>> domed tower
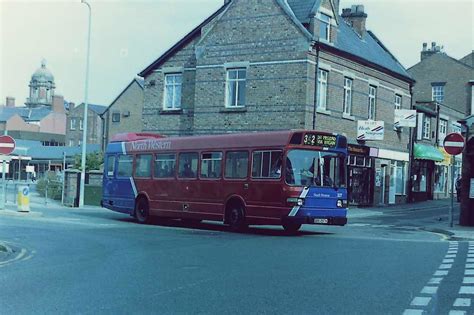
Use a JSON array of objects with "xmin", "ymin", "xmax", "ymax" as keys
[{"xmin": 26, "ymin": 59, "xmax": 56, "ymax": 108}]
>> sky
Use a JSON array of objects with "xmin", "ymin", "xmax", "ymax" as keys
[{"xmin": 0, "ymin": 0, "xmax": 473, "ymax": 107}]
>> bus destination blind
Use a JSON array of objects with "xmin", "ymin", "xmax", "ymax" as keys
[{"xmin": 303, "ymin": 133, "xmax": 337, "ymax": 148}]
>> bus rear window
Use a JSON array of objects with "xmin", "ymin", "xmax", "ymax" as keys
[
  {"xmin": 225, "ymin": 151, "xmax": 248, "ymax": 179},
  {"xmin": 118, "ymin": 155, "xmax": 133, "ymax": 177},
  {"xmin": 106, "ymin": 155, "xmax": 115, "ymax": 177},
  {"xmin": 154, "ymin": 153, "xmax": 176, "ymax": 178}
]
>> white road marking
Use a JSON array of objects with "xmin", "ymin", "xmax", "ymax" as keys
[
  {"xmin": 434, "ymin": 270, "xmax": 448, "ymax": 276},
  {"xmin": 439, "ymin": 264, "xmax": 452, "ymax": 269},
  {"xmin": 446, "ymin": 254, "xmax": 457, "ymax": 258},
  {"xmin": 453, "ymin": 298, "xmax": 471, "ymax": 307},
  {"xmin": 410, "ymin": 297, "xmax": 431, "ymax": 306},
  {"xmin": 429, "ymin": 277, "xmax": 443, "ymax": 284},
  {"xmin": 466, "ymin": 264, "xmax": 474, "ymax": 269},
  {"xmin": 402, "ymin": 310, "xmax": 424, "ymax": 315},
  {"xmin": 448, "ymin": 250, "xmax": 458, "ymax": 254},
  {"xmin": 448, "ymin": 311, "xmax": 466, "ymax": 315},
  {"xmin": 348, "ymin": 223, "xmax": 371, "ymax": 227},
  {"xmin": 465, "ymin": 270, "xmax": 474, "ymax": 275},
  {"xmin": 467, "ymin": 254, "xmax": 474, "ymax": 258},
  {"xmin": 459, "ymin": 286, "xmax": 474, "ymax": 294},
  {"xmin": 463, "ymin": 277, "xmax": 474, "ymax": 284},
  {"xmin": 467, "ymin": 258, "xmax": 474, "ymax": 263},
  {"xmin": 443, "ymin": 259, "xmax": 455, "ymax": 263},
  {"xmin": 421, "ymin": 286, "xmax": 438, "ymax": 294}
]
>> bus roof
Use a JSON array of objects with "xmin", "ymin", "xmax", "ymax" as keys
[{"xmin": 106, "ymin": 130, "xmax": 343, "ymax": 154}]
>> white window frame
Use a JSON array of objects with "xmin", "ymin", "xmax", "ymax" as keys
[
  {"xmin": 432, "ymin": 85, "xmax": 444, "ymax": 103},
  {"xmin": 439, "ymin": 118, "xmax": 448, "ymax": 144},
  {"xmin": 69, "ymin": 140, "xmax": 74, "ymax": 147},
  {"xmin": 163, "ymin": 73, "xmax": 182, "ymax": 110},
  {"xmin": 225, "ymin": 68, "xmax": 246, "ymax": 108},
  {"xmin": 70, "ymin": 118, "xmax": 76, "ymax": 130},
  {"xmin": 422, "ymin": 114, "xmax": 431, "ymax": 139},
  {"xmin": 79, "ymin": 118, "xmax": 83, "ymax": 131},
  {"xmin": 319, "ymin": 13, "xmax": 331, "ymax": 42},
  {"xmin": 343, "ymin": 77, "xmax": 353, "ymax": 115},
  {"xmin": 368, "ymin": 85, "xmax": 377, "ymax": 120},
  {"xmin": 317, "ymin": 69, "xmax": 328, "ymax": 110},
  {"xmin": 394, "ymin": 94, "xmax": 402, "ymax": 110}
]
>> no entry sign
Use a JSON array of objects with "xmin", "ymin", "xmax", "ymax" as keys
[
  {"xmin": 443, "ymin": 133, "xmax": 465, "ymax": 156},
  {"xmin": 0, "ymin": 135, "xmax": 15, "ymax": 155}
]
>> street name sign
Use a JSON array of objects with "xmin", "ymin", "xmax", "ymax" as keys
[
  {"xmin": 0, "ymin": 135, "xmax": 15, "ymax": 155},
  {"xmin": 443, "ymin": 133, "xmax": 465, "ymax": 156}
]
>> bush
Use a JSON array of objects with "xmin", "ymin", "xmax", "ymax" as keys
[{"xmin": 36, "ymin": 172, "xmax": 62, "ymax": 200}]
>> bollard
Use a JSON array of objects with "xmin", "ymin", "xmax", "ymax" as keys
[{"xmin": 17, "ymin": 185, "xmax": 30, "ymax": 212}]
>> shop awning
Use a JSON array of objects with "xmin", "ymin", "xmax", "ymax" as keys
[
  {"xmin": 437, "ymin": 147, "xmax": 452, "ymax": 166},
  {"xmin": 414, "ymin": 143, "xmax": 444, "ymax": 162}
]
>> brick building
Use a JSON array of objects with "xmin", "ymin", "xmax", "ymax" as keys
[
  {"xmin": 138, "ymin": 0, "xmax": 414, "ymax": 206},
  {"xmin": 407, "ymin": 44, "xmax": 473, "ymax": 201},
  {"xmin": 66, "ymin": 103, "xmax": 107, "ymax": 147},
  {"xmin": 102, "ymin": 78, "xmax": 144, "ymax": 150}
]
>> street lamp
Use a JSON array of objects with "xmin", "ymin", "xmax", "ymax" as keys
[{"xmin": 79, "ymin": 0, "xmax": 91, "ymax": 208}]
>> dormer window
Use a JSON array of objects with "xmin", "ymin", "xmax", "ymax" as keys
[{"xmin": 319, "ymin": 13, "xmax": 331, "ymax": 42}]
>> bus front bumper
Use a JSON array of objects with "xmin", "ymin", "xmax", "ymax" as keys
[{"xmin": 284, "ymin": 208, "xmax": 348, "ymax": 226}]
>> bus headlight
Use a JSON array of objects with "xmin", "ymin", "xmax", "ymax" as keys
[
  {"xmin": 337, "ymin": 200, "xmax": 348, "ymax": 208},
  {"xmin": 286, "ymin": 198, "xmax": 304, "ymax": 206},
  {"xmin": 297, "ymin": 198, "xmax": 304, "ymax": 206},
  {"xmin": 337, "ymin": 200, "xmax": 343, "ymax": 208}
]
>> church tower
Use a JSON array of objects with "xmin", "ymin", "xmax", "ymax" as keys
[{"xmin": 26, "ymin": 59, "xmax": 56, "ymax": 108}]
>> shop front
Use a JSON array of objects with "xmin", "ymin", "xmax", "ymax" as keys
[
  {"xmin": 347, "ymin": 144, "xmax": 374, "ymax": 206},
  {"xmin": 412, "ymin": 143, "xmax": 444, "ymax": 202},
  {"xmin": 373, "ymin": 149, "xmax": 409, "ymax": 205}
]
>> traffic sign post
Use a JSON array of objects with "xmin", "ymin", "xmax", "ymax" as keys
[
  {"xmin": 443, "ymin": 133, "xmax": 465, "ymax": 228},
  {"xmin": 0, "ymin": 135, "xmax": 15, "ymax": 210}
]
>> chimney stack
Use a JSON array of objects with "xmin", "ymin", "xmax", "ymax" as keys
[
  {"xmin": 6, "ymin": 97, "xmax": 15, "ymax": 107},
  {"xmin": 421, "ymin": 41, "xmax": 443, "ymax": 61},
  {"xmin": 52, "ymin": 95, "xmax": 65, "ymax": 114},
  {"xmin": 341, "ymin": 5, "xmax": 367, "ymax": 37}
]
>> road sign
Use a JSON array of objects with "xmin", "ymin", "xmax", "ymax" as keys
[
  {"xmin": 0, "ymin": 135, "xmax": 15, "ymax": 155},
  {"xmin": 443, "ymin": 133, "xmax": 465, "ymax": 156}
]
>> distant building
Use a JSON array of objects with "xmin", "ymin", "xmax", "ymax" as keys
[
  {"xmin": 407, "ymin": 43, "xmax": 473, "ymax": 201},
  {"xmin": 139, "ymin": 0, "xmax": 414, "ymax": 206},
  {"xmin": 65, "ymin": 103, "xmax": 107, "ymax": 147},
  {"xmin": 102, "ymin": 78, "xmax": 144, "ymax": 150}
]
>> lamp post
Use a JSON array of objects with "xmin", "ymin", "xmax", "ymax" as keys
[{"xmin": 79, "ymin": 0, "xmax": 91, "ymax": 208}]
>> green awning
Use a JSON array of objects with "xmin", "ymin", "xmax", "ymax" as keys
[{"xmin": 414, "ymin": 143, "xmax": 444, "ymax": 162}]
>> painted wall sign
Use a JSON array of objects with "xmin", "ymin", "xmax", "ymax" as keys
[
  {"xmin": 394, "ymin": 109, "xmax": 417, "ymax": 127},
  {"xmin": 357, "ymin": 121, "xmax": 384, "ymax": 141}
]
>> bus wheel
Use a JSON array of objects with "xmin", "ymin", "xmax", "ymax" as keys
[
  {"xmin": 282, "ymin": 222, "xmax": 301, "ymax": 234},
  {"xmin": 135, "ymin": 197, "xmax": 150, "ymax": 224},
  {"xmin": 228, "ymin": 205, "xmax": 247, "ymax": 232}
]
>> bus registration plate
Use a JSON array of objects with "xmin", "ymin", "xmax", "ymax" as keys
[{"xmin": 314, "ymin": 218, "xmax": 328, "ymax": 224}]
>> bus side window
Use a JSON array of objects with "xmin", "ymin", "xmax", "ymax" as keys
[
  {"xmin": 200, "ymin": 152, "xmax": 222, "ymax": 179},
  {"xmin": 106, "ymin": 155, "xmax": 115, "ymax": 177},
  {"xmin": 117, "ymin": 155, "xmax": 133, "ymax": 177},
  {"xmin": 178, "ymin": 152, "xmax": 198, "ymax": 179},
  {"xmin": 252, "ymin": 150, "xmax": 282, "ymax": 179},
  {"xmin": 154, "ymin": 153, "xmax": 176, "ymax": 178},
  {"xmin": 135, "ymin": 154, "xmax": 152, "ymax": 178},
  {"xmin": 225, "ymin": 151, "xmax": 249, "ymax": 179}
]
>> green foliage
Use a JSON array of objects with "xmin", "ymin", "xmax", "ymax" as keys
[
  {"xmin": 74, "ymin": 152, "xmax": 104, "ymax": 171},
  {"xmin": 36, "ymin": 172, "xmax": 62, "ymax": 200}
]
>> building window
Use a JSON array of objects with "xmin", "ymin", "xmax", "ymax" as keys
[
  {"xmin": 163, "ymin": 73, "xmax": 182, "ymax": 110},
  {"xmin": 394, "ymin": 94, "xmax": 402, "ymax": 110},
  {"xmin": 451, "ymin": 122, "xmax": 461, "ymax": 134},
  {"xmin": 368, "ymin": 85, "xmax": 377, "ymax": 120},
  {"xmin": 343, "ymin": 78, "xmax": 353, "ymax": 115},
  {"xmin": 317, "ymin": 69, "xmax": 328, "ymax": 110},
  {"xmin": 319, "ymin": 13, "xmax": 331, "ymax": 41},
  {"xmin": 432, "ymin": 85, "xmax": 444, "ymax": 103},
  {"xmin": 79, "ymin": 118, "xmax": 83, "ymax": 130},
  {"xmin": 392, "ymin": 161, "xmax": 407, "ymax": 195},
  {"xmin": 439, "ymin": 119, "xmax": 448, "ymax": 144},
  {"xmin": 112, "ymin": 112, "xmax": 121, "ymax": 123},
  {"xmin": 70, "ymin": 118, "xmax": 76, "ymax": 130},
  {"xmin": 422, "ymin": 114, "xmax": 431, "ymax": 139},
  {"xmin": 69, "ymin": 140, "xmax": 74, "ymax": 147},
  {"xmin": 225, "ymin": 68, "xmax": 246, "ymax": 107}
]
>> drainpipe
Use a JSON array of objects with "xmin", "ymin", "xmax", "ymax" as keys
[
  {"xmin": 407, "ymin": 82, "xmax": 415, "ymax": 203},
  {"xmin": 312, "ymin": 41, "xmax": 320, "ymax": 130}
]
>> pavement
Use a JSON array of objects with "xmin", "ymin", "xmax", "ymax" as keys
[{"xmin": 0, "ymin": 191, "xmax": 472, "ymax": 240}]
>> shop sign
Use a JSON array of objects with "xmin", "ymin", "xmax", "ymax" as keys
[
  {"xmin": 357, "ymin": 120, "xmax": 384, "ymax": 141},
  {"xmin": 348, "ymin": 144, "xmax": 370, "ymax": 156},
  {"xmin": 394, "ymin": 109, "xmax": 416, "ymax": 127}
]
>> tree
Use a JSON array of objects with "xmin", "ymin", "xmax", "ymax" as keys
[{"xmin": 74, "ymin": 152, "xmax": 103, "ymax": 171}]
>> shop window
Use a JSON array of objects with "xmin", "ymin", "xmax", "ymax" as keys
[
  {"xmin": 434, "ymin": 165, "xmax": 448, "ymax": 193},
  {"xmin": 392, "ymin": 161, "xmax": 407, "ymax": 195}
]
